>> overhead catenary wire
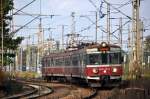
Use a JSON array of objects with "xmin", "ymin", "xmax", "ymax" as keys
[
  {"xmin": 13, "ymin": 7, "xmax": 37, "ymax": 17},
  {"xmin": 76, "ymin": 0, "xmax": 131, "ymax": 42},
  {"xmin": 13, "ymin": 0, "xmax": 37, "ymax": 15},
  {"xmin": 109, "ymin": 0, "xmax": 132, "ymax": 14},
  {"xmin": 97, "ymin": 0, "xmax": 132, "ymax": 14},
  {"xmin": 88, "ymin": 0, "xmax": 99, "ymax": 10},
  {"xmin": 82, "ymin": 0, "xmax": 132, "ymax": 32},
  {"xmin": 10, "ymin": 15, "xmax": 40, "ymax": 36},
  {"xmin": 13, "ymin": 8, "xmax": 58, "ymax": 18},
  {"xmin": 111, "ymin": 20, "xmax": 131, "ymax": 34},
  {"xmin": 103, "ymin": 0, "xmax": 132, "ymax": 20},
  {"xmin": 111, "ymin": 0, "xmax": 132, "ymax": 9},
  {"xmin": 78, "ymin": 16, "xmax": 131, "ymax": 40},
  {"xmin": 13, "ymin": 0, "xmax": 137, "ymax": 48}
]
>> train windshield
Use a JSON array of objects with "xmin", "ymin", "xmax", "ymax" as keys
[
  {"xmin": 88, "ymin": 54, "xmax": 102, "ymax": 65},
  {"xmin": 87, "ymin": 52, "xmax": 121, "ymax": 65},
  {"xmin": 109, "ymin": 52, "xmax": 121, "ymax": 64}
]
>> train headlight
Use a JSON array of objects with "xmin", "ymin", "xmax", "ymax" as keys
[
  {"xmin": 103, "ymin": 70, "xmax": 107, "ymax": 73},
  {"xmin": 102, "ymin": 42, "xmax": 107, "ymax": 47},
  {"xmin": 92, "ymin": 68, "xmax": 99, "ymax": 74},
  {"xmin": 112, "ymin": 68, "xmax": 117, "ymax": 72}
]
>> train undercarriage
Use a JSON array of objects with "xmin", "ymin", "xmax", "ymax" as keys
[
  {"xmin": 87, "ymin": 75, "xmax": 122, "ymax": 87},
  {"xmin": 43, "ymin": 74, "xmax": 122, "ymax": 87}
]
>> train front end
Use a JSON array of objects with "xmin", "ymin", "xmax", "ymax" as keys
[{"xmin": 85, "ymin": 42, "xmax": 123, "ymax": 87}]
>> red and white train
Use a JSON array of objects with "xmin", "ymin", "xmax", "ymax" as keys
[{"xmin": 42, "ymin": 42, "xmax": 123, "ymax": 87}]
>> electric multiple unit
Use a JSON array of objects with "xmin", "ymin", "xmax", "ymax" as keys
[{"xmin": 42, "ymin": 42, "xmax": 123, "ymax": 87}]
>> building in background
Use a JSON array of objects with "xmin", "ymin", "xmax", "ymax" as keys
[{"xmin": 16, "ymin": 38, "xmax": 59, "ymax": 73}]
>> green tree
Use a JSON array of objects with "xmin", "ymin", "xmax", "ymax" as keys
[{"xmin": 0, "ymin": 0, "xmax": 24, "ymax": 66}]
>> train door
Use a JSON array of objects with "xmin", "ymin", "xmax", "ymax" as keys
[
  {"xmin": 79, "ymin": 53, "xmax": 83, "ymax": 77},
  {"xmin": 82, "ymin": 53, "xmax": 87, "ymax": 78},
  {"xmin": 62, "ymin": 56, "xmax": 65, "ymax": 76}
]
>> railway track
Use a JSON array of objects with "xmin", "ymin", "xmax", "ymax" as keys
[
  {"xmin": 21, "ymin": 84, "xmax": 52, "ymax": 99},
  {"xmin": 2, "ymin": 78, "xmax": 149, "ymax": 99},
  {"xmin": 1, "ymin": 81, "xmax": 52, "ymax": 99},
  {"xmin": 0, "ymin": 79, "xmax": 97, "ymax": 99},
  {"xmin": 38, "ymin": 82, "xmax": 97, "ymax": 99},
  {"xmin": 1, "ymin": 79, "xmax": 119, "ymax": 99},
  {"xmin": 19, "ymin": 79, "xmax": 98, "ymax": 99}
]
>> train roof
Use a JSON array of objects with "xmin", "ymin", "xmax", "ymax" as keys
[
  {"xmin": 43, "ymin": 42, "xmax": 122, "ymax": 58},
  {"xmin": 86, "ymin": 43, "xmax": 121, "ymax": 49}
]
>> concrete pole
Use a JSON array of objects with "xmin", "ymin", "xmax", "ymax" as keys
[
  {"xmin": 26, "ymin": 38, "xmax": 29, "ymax": 71},
  {"xmin": 61, "ymin": 25, "xmax": 67, "ymax": 49},
  {"xmin": 132, "ymin": 0, "xmax": 141, "ymax": 77},
  {"xmin": 119, "ymin": 17, "xmax": 122, "ymax": 47},
  {"xmin": 107, "ymin": 3, "xmax": 110, "ymax": 43},
  {"xmin": 140, "ymin": 22, "xmax": 144, "ymax": 73},
  {"xmin": 71, "ymin": 12, "xmax": 76, "ymax": 47},
  {"xmin": 62, "ymin": 25, "xmax": 64, "ymax": 49},
  {"xmin": 128, "ymin": 25, "xmax": 134, "ymax": 74},
  {"xmin": 136, "ymin": 0, "xmax": 140, "ymax": 67},
  {"xmin": 95, "ymin": 12, "xmax": 98, "ymax": 43}
]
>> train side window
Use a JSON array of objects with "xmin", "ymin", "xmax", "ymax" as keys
[
  {"xmin": 46, "ymin": 58, "xmax": 47, "ymax": 67},
  {"xmin": 88, "ymin": 54, "xmax": 101, "ymax": 65},
  {"xmin": 79, "ymin": 54, "xmax": 82, "ymax": 66},
  {"xmin": 53, "ymin": 58, "xmax": 56, "ymax": 66},
  {"xmin": 43, "ymin": 59, "xmax": 45, "ymax": 67},
  {"xmin": 65, "ymin": 57, "xmax": 67, "ymax": 66},
  {"xmin": 51, "ymin": 58, "xmax": 53, "ymax": 66},
  {"xmin": 72, "ymin": 55, "xmax": 78, "ymax": 66},
  {"xmin": 49, "ymin": 58, "xmax": 51, "ymax": 66},
  {"xmin": 84, "ymin": 54, "xmax": 87, "ymax": 65},
  {"xmin": 47, "ymin": 58, "xmax": 49, "ymax": 67},
  {"xmin": 65, "ymin": 57, "xmax": 70, "ymax": 66},
  {"xmin": 62, "ymin": 57, "xmax": 64, "ymax": 66},
  {"xmin": 55, "ymin": 58, "xmax": 59, "ymax": 66},
  {"xmin": 59, "ymin": 57, "xmax": 63, "ymax": 66},
  {"xmin": 109, "ymin": 52, "xmax": 121, "ymax": 64}
]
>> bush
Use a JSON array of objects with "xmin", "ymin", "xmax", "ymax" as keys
[
  {"xmin": 3, "ymin": 80, "xmax": 23, "ymax": 95},
  {"xmin": 14, "ymin": 71, "xmax": 40, "ymax": 79},
  {"xmin": 0, "ymin": 70, "xmax": 23, "ymax": 95},
  {"xmin": 0, "ymin": 69, "xmax": 6, "ymax": 88}
]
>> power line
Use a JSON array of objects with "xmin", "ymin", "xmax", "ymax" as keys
[
  {"xmin": 117, "ymin": 0, "xmax": 132, "ymax": 9},
  {"xmin": 111, "ymin": 0, "xmax": 132, "ymax": 8},
  {"xmin": 13, "ymin": 0, "xmax": 37, "ymax": 15},
  {"xmin": 111, "ymin": 20, "xmax": 131, "ymax": 34},
  {"xmin": 13, "ymin": 7, "xmax": 37, "ymax": 18},
  {"xmin": 88, "ymin": 0, "xmax": 99, "ymax": 10},
  {"xmin": 103, "ymin": 0, "xmax": 132, "ymax": 20},
  {"xmin": 10, "ymin": 15, "xmax": 40, "ymax": 36}
]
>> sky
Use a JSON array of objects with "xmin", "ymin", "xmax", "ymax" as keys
[{"xmin": 13, "ymin": 0, "xmax": 150, "ymax": 50}]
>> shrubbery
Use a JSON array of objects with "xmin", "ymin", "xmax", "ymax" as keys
[
  {"xmin": 3, "ymin": 80, "xmax": 23, "ymax": 95},
  {"xmin": 0, "ymin": 69, "xmax": 23, "ymax": 95},
  {"xmin": 0, "ymin": 69, "xmax": 6, "ymax": 88},
  {"xmin": 14, "ymin": 71, "xmax": 40, "ymax": 79}
]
